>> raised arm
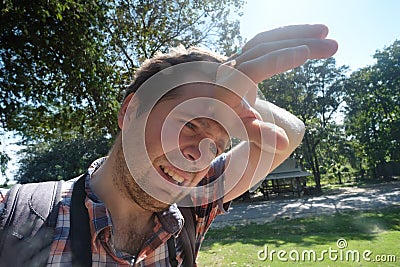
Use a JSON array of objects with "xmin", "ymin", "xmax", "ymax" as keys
[
  {"xmin": 219, "ymin": 24, "xmax": 338, "ymax": 202},
  {"xmin": 223, "ymin": 99, "xmax": 305, "ymax": 202}
]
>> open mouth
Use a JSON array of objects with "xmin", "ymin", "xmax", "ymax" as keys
[{"xmin": 160, "ymin": 165, "xmax": 185, "ymax": 186}]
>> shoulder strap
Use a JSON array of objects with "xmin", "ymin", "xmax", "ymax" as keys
[
  {"xmin": 167, "ymin": 235, "xmax": 179, "ymax": 267},
  {"xmin": 178, "ymin": 206, "xmax": 196, "ymax": 266},
  {"xmin": 0, "ymin": 180, "xmax": 63, "ymax": 266},
  {"xmin": 168, "ymin": 201, "xmax": 196, "ymax": 267},
  {"xmin": 70, "ymin": 175, "xmax": 92, "ymax": 267}
]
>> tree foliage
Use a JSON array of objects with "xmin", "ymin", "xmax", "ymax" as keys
[
  {"xmin": 6, "ymin": 0, "xmax": 397, "ymax": 186},
  {"xmin": 260, "ymin": 58, "xmax": 349, "ymax": 191},
  {"xmin": 107, "ymin": 0, "xmax": 244, "ymax": 78},
  {"xmin": 1, "ymin": 0, "xmax": 121, "ymax": 140},
  {"xmin": 0, "ymin": 143, "xmax": 10, "ymax": 181},
  {"xmin": 1, "ymin": 0, "xmax": 244, "ymax": 143},
  {"xmin": 17, "ymin": 134, "xmax": 112, "ymax": 183},
  {"xmin": 344, "ymin": 40, "xmax": 400, "ymax": 175},
  {"xmin": 1, "ymin": 0, "xmax": 244, "ymax": 183}
]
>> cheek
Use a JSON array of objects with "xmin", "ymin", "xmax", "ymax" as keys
[
  {"xmin": 159, "ymin": 120, "xmax": 184, "ymax": 152},
  {"xmin": 144, "ymin": 121, "xmax": 162, "ymax": 156},
  {"xmin": 145, "ymin": 119, "xmax": 182, "ymax": 156}
]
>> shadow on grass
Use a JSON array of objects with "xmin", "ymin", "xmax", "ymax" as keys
[{"xmin": 201, "ymin": 206, "xmax": 400, "ymax": 250}]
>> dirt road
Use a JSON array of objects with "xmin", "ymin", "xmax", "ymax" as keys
[{"xmin": 211, "ymin": 181, "xmax": 400, "ymax": 228}]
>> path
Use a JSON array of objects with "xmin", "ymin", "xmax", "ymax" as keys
[{"xmin": 211, "ymin": 181, "xmax": 400, "ymax": 228}]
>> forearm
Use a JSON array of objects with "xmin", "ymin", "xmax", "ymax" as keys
[
  {"xmin": 224, "ymin": 100, "xmax": 305, "ymax": 201},
  {"xmin": 254, "ymin": 98, "xmax": 305, "ymax": 155},
  {"xmin": 221, "ymin": 24, "xmax": 336, "ymax": 202}
]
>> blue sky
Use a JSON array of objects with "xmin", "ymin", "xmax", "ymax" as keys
[{"xmin": 238, "ymin": 0, "xmax": 400, "ymax": 71}]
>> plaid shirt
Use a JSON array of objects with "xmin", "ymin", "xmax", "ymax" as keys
[{"xmin": 44, "ymin": 154, "xmax": 228, "ymax": 266}]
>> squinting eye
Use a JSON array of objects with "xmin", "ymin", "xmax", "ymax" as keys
[
  {"xmin": 185, "ymin": 122, "xmax": 195, "ymax": 130},
  {"xmin": 210, "ymin": 142, "xmax": 217, "ymax": 155}
]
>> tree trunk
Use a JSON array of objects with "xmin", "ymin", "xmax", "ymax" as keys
[
  {"xmin": 312, "ymin": 155, "xmax": 322, "ymax": 193},
  {"xmin": 303, "ymin": 132, "xmax": 322, "ymax": 193}
]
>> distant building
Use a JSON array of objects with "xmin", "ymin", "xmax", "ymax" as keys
[{"xmin": 251, "ymin": 158, "xmax": 311, "ymax": 199}]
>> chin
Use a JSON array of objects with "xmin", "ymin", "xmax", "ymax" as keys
[{"xmin": 135, "ymin": 194, "xmax": 171, "ymax": 212}]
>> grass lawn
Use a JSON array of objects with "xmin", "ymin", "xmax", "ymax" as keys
[{"xmin": 197, "ymin": 206, "xmax": 400, "ymax": 267}]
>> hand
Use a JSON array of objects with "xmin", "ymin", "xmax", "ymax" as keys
[
  {"xmin": 228, "ymin": 24, "xmax": 337, "ymax": 80},
  {"xmin": 222, "ymin": 24, "xmax": 338, "ymax": 101},
  {"xmin": 214, "ymin": 24, "xmax": 338, "ymax": 150}
]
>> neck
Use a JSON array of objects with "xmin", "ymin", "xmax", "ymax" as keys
[{"xmin": 90, "ymin": 136, "xmax": 154, "ymax": 229}]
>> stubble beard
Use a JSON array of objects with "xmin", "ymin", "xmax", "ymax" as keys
[{"xmin": 113, "ymin": 141, "xmax": 170, "ymax": 213}]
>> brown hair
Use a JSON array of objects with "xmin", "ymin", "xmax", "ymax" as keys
[{"xmin": 123, "ymin": 46, "xmax": 226, "ymax": 100}]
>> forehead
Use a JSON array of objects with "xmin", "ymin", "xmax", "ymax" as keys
[
  {"xmin": 158, "ymin": 83, "xmax": 230, "ymax": 135},
  {"xmin": 158, "ymin": 83, "xmax": 230, "ymax": 120},
  {"xmin": 160, "ymin": 82, "xmax": 239, "ymax": 107},
  {"xmin": 161, "ymin": 82, "xmax": 217, "ymax": 100}
]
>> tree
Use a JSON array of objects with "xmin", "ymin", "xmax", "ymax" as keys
[
  {"xmin": 1, "ymin": 0, "xmax": 121, "ymax": 141},
  {"xmin": 260, "ymin": 58, "xmax": 349, "ymax": 192},
  {"xmin": 0, "ymin": 138, "xmax": 10, "ymax": 185},
  {"xmin": 344, "ymin": 40, "xmax": 400, "ymax": 177},
  {"xmin": 107, "ymin": 0, "xmax": 244, "ymax": 78},
  {"xmin": 1, "ymin": 0, "xmax": 244, "ymax": 143},
  {"xmin": 16, "ymin": 134, "xmax": 112, "ymax": 183},
  {"xmin": 1, "ymin": 0, "xmax": 244, "ymax": 183}
]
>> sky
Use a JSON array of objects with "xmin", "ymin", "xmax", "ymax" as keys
[
  {"xmin": 238, "ymin": 0, "xmax": 400, "ymax": 71},
  {"xmin": 1, "ymin": 0, "xmax": 400, "ymax": 184}
]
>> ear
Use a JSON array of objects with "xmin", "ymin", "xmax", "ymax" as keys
[{"xmin": 118, "ymin": 93, "xmax": 135, "ymax": 129}]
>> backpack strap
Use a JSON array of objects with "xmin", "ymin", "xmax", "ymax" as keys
[
  {"xmin": 167, "ymin": 235, "xmax": 179, "ymax": 267},
  {"xmin": 168, "ymin": 206, "xmax": 196, "ymax": 267},
  {"xmin": 70, "ymin": 174, "xmax": 92, "ymax": 266},
  {"xmin": 179, "ymin": 206, "xmax": 197, "ymax": 266},
  {"xmin": 0, "ymin": 180, "xmax": 63, "ymax": 266}
]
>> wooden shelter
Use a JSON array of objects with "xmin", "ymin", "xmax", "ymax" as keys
[{"xmin": 251, "ymin": 158, "xmax": 311, "ymax": 200}]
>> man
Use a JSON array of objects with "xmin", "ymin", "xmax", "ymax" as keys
[{"xmin": 0, "ymin": 24, "xmax": 338, "ymax": 266}]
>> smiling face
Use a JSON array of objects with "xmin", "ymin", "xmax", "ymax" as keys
[
  {"xmin": 117, "ymin": 83, "xmax": 231, "ymax": 211},
  {"xmin": 146, "ymin": 83, "xmax": 230, "ymax": 186}
]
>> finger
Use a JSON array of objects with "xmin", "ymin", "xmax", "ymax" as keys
[
  {"xmin": 242, "ymin": 24, "xmax": 329, "ymax": 53},
  {"xmin": 236, "ymin": 45, "xmax": 311, "ymax": 84},
  {"xmin": 217, "ymin": 45, "xmax": 311, "ymax": 104},
  {"xmin": 235, "ymin": 38, "xmax": 338, "ymax": 65}
]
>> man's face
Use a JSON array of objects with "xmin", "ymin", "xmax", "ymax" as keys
[
  {"xmin": 121, "ymin": 83, "xmax": 231, "ymax": 210},
  {"xmin": 146, "ymin": 83, "xmax": 230, "ymax": 186}
]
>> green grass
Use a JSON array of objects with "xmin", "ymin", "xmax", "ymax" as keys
[{"xmin": 197, "ymin": 206, "xmax": 400, "ymax": 267}]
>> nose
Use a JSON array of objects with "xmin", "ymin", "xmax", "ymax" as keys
[
  {"xmin": 182, "ymin": 144, "xmax": 201, "ymax": 161},
  {"xmin": 181, "ymin": 138, "xmax": 216, "ymax": 163}
]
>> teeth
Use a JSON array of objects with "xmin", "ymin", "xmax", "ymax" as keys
[{"xmin": 161, "ymin": 166, "xmax": 185, "ymax": 184}]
